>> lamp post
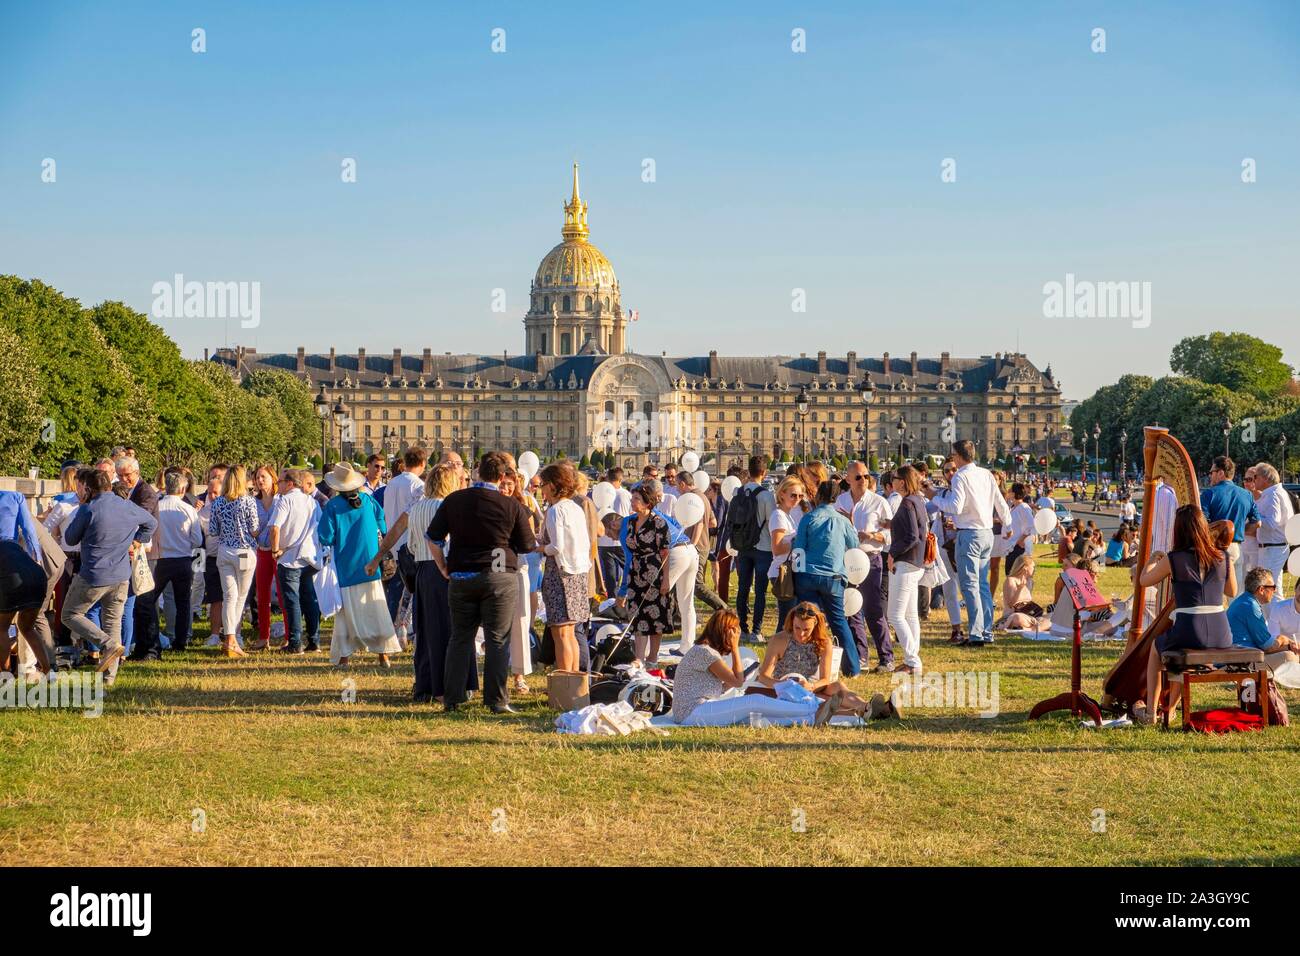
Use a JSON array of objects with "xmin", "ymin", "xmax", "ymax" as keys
[
  {"xmin": 1092, "ymin": 422, "xmax": 1101, "ymax": 502},
  {"xmin": 1119, "ymin": 428, "xmax": 1128, "ymax": 493},
  {"xmin": 896, "ymin": 416, "xmax": 906, "ymax": 465},
  {"xmin": 794, "ymin": 385, "xmax": 810, "ymax": 462},
  {"xmin": 313, "ymin": 386, "xmax": 330, "ymax": 468},
  {"xmin": 1221, "ymin": 410, "xmax": 1232, "ymax": 460},
  {"xmin": 1279, "ymin": 433, "xmax": 1289, "ymax": 484},
  {"xmin": 1010, "ymin": 393, "xmax": 1021, "ymax": 480},
  {"xmin": 819, "ymin": 425, "xmax": 828, "ymax": 463},
  {"xmin": 858, "ymin": 374, "xmax": 875, "ymax": 462},
  {"xmin": 945, "ymin": 401, "xmax": 958, "ymax": 449},
  {"xmin": 1044, "ymin": 424, "xmax": 1055, "ymax": 478}
]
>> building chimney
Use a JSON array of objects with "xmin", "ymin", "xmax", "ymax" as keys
[
  {"xmin": 882, "ymin": 352, "xmax": 891, "ymax": 376},
  {"xmin": 296, "ymin": 347, "xmax": 306, "ymax": 374},
  {"xmin": 910, "ymin": 351, "xmax": 918, "ymax": 376},
  {"xmin": 940, "ymin": 351, "xmax": 950, "ymax": 375},
  {"xmin": 422, "ymin": 348, "xmax": 433, "ymax": 375},
  {"xmin": 327, "ymin": 347, "xmax": 336, "ymax": 374},
  {"xmin": 203, "ymin": 347, "xmax": 209, "ymax": 362},
  {"xmin": 392, "ymin": 348, "xmax": 402, "ymax": 377},
  {"xmin": 357, "ymin": 348, "xmax": 366, "ymax": 374},
  {"xmin": 847, "ymin": 350, "xmax": 857, "ymax": 374},
  {"xmin": 708, "ymin": 349, "xmax": 720, "ymax": 380},
  {"xmin": 817, "ymin": 350, "xmax": 827, "ymax": 375}
]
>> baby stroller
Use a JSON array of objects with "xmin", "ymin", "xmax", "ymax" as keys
[{"xmin": 587, "ymin": 619, "xmax": 675, "ymax": 716}]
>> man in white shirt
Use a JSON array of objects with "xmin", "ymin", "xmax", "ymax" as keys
[
  {"xmin": 382, "ymin": 446, "xmax": 428, "ymax": 624},
  {"xmin": 1253, "ymin": 462, "xmax": 1295, "ymax": 599},
  {"xmin": 269, "ymin": 469, "xmax": 323, "ymax": 653},
  {"xmin": 596, "ymin": 466, "xmax": 634, "ymax": 597},
  {"xmin": 1121, "ymin": 497, "xmax": 1136, "ymax": 523},
  {"xmin": 836, "ymin": 461, "xmax": 894, "ymax": 671},
  {"xmin": 132, "ymin": 468, "xmax": 203, "ymax": 657},
  {"xmin": 929, "ymin": 440, "xmax": 1011, "ymax": 646}
]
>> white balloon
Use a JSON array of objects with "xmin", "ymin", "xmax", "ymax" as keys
[
  {"xmin": 1286, "ymin": 514, "xmax": 1300, "ymax": 547},
  {"xmin": 692, "ymin": 469, "xmax": 710, "ymax": 493},
  {"xmin": 1033, "ymin": 507, "xmax": 1059, "ymax": 536},
  {"xmin": 674, "ymin": 491, "xmax": 706, "ymax": 529},
  {"xmin": 843, "ymin": 587, "xmax": 863, "ymax": 617},
  {"xmin": 1289, "ymin": 547, "xmax": 1300, "ymax": 579},
  {"xmin": 721, "ymin": 475, "xmax": 742, "ymax": 502},
  {"xmin": 680, "ymin": 451, "xmax": 700, "ymax": 473},
  {"xmin": 517, "ymin": 450, "xmax": 540, "ymax": 479},
  {"xmin": 591, "ymin": 481, "xmax": 616, "ymax": 510},
  {"xmin": 843, "ymin": 548, "xmax": 869, "ymax": 586}
]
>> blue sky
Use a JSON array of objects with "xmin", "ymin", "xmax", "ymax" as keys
[{"xmin": 2, "ymin": 0, "xmax": 1297, "ymax": 399}]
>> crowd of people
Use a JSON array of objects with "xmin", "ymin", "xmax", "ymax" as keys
[{"xmin": 1, "ymin": 438, "xmax": 1296, "ymax": 729}]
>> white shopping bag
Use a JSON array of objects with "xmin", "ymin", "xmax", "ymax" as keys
[{"xmin": 314, "ymin": 552, "xmax": 343, "ymax": 620}]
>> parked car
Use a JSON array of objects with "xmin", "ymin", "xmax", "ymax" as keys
[{"xmin": 1054, "ymin": 502, "xmax": 1074, "ymax": 525}]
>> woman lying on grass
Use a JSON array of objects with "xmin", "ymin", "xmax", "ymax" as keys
[{"xmin": 753, "ymin": 602, "xmax": 898, "ymax": 719}]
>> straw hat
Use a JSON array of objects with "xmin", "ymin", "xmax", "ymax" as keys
[{"xmin": 324, "ymin": 461, "xmax": 366, "ymax": 493}]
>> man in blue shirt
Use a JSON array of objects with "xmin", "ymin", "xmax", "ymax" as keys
[
  {"xmin": 1228, "ymin": 568, "xmax": 1298, "ymax": 673},
  {"xmin": 62, "ymin": 469, "xmax": 157, "ymax": 686},
  {"xmin": 1200, "ymin": 456, "xmax": 1260, "ymax": 594},
  {"xmin": 791, "ymin": 479, "xmax": 862, "ymax": 677}
]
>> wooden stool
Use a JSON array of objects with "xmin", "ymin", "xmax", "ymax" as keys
[{"xmin": 1157, "ymin": 647, "xmax": 1268, "ymax": 731}]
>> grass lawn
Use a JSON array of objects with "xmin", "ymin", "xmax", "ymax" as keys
[{"xmin": 3, "ymin": 547, "xmax": 1296, "ymax": 867}]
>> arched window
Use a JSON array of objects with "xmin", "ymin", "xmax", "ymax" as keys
[
  {"xmin": 604, "ymin": 296, "xmax": 610, "ymax": 310},
  {"xmin": 543, "ymin": 296, "xmax": 550, "ymax": 311},
  {"xmin": 562, "ymin": 295, "xmax": 571, "ymax": 312},
  {"xmin": 585, "ymin": 295, "xmax": 593, "ymax": 311},
  {"xmin": 560, "ymin": 332, "xmax": 572, "ymax": 354}
]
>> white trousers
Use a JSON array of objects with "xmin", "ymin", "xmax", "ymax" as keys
[
  {"xmin": 667, "ymin": 545, "xmax": 699, "ymax": 651},
  {"xmin": 888, "ymin": 560, "xmax": 925, "ymax": 670},
  {"xmin": 681, "ymin": 693, "xmax": 818, "ymax": 727},
  {"xmin": 1258, "ymin": 545, "xmax": 1289, "ymax": 599},
  {"xmin": 216, "ymin": 545, "xmax": 256, "ymax": 638},
  {"xmin": 509, "ymin": 565, "xmax": 532, "ymax": 675},
  {"xmin": 938, "ymin": 546, "xmax": 962, "ymax": 626}
]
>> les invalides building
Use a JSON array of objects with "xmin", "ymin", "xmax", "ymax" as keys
[{"xmin": 213, "ymin": 165, "xmax": 1064, "ymax": 470}]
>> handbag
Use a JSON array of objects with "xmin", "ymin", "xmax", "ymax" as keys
[
  {"xmin": 130, "ymin": 548, "xmax": 155, "ymax": 594},
  {"xmin": 924, "ymin": 532, "xmax": 938, "ymax": 566},
  {"xmin": 773, "ymin": 561, "xmax": 796, "ymax": 600}
]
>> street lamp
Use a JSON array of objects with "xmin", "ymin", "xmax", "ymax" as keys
[
  {"xmin": 313, "ymin": 386, "xmax": 331, "ymax": 468},
  {"xmin": 795, "ymin": 385, "xmax": 810, "ymax": 461},
  {"xmin": 896, "ymin": 416, "xmax": 906, "ymax": 465},
  {"xmin": 1092, "ymin": 422, "xmax": 1101, "ymax": 501},
  {"xmin": 1119, "ymin": 428, "xmax": 1128, "ymax": 492},
  {"xmin": 858, "ymin": 374, "xmax": 875, "ymax": 462},
  {"xmin": 1279, "ymin": 433, "xmax": 1289, "ymax": 484},
  {"xmin": 1221, "ymin": 410, "xmax": 1232, "ymax": 460}
]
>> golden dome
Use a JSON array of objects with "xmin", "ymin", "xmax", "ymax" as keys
[{"xmin": 533, "ymin": 163, "xmax": 618, "ymax": 291}]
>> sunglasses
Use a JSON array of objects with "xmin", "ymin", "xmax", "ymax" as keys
[{"xmin": 851, "ymin": 474, "xmax": 867, "ymax": 482}]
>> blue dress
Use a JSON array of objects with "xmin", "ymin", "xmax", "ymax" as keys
[{"xmin": 317, "ymin": 493, "xmax": 387, "ymax": 588}]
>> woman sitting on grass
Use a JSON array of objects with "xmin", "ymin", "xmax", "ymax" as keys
[
  {"xmin": 753, "ymin": 603, "xmax": 899, "ymax": 719},
  {"xmin": 995, "ymin": 555, "xmax": 1048, "ymax": 631},
  {"xmin": 672, "ymin": 608, "xmax": 842, "ymax": 727}
]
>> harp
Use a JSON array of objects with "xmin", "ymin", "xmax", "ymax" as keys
[{"xmin": 1100, "ymin": 426, "xmax": 1200, "ymax": 714}]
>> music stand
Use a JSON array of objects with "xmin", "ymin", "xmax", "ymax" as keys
[{"xmin": 1028, "ymin": 567, "xmax": 1106, "ymax": 727}]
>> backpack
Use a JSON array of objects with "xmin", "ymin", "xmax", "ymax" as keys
[{"xmin": 728, "ymin": 486, "xmax": 763, "ymax": 552}]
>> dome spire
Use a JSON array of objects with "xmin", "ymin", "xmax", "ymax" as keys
[{"xmin": 561, "ymin": 161, "xmax": 589, "ymax": 242}]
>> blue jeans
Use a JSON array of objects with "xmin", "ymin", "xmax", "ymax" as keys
[
  {"xmin": 735, "ymin": 549, "xmax": 773, "ymax": 635},
  {"xmin": 793, "ymin": 571, "xmax": 860, "ymax": 677},
  {"xmin": 955, "ymin": 528, "xmax": 994, "ymax": 642},
  {"xmin": 277, "ymin": 564, "xmax": 321, "ymax": 649}
]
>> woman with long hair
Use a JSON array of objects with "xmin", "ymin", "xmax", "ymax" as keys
[
  {"xmin": 206, "ymin": 465, "xmax": 259, "ymax": 659},
  {"xmin": 886, "ymin": 464, "xmax": 929, "ymax": 674},
  {"xmin": 537, "ymin": 461, "xmax": 591, "ymax": 672},
  {"xmin": 370, "ymin": 463, "xmax": 470, "ymax": 702},
  {"xmin": 248, "ymin": 464, "xmax": 280, "ymax": 651},
  {"xmin": 1132, "ymin": 504, "xmax": 1238, "ymax": 724},
  {"xmin": 753, "ymin": 602, "xmax": 897, "ymax": 719}
]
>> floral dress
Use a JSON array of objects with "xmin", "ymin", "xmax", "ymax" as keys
[{"xmin": 627, "ymin": 512, "xmax": 671, "ymax": 636}]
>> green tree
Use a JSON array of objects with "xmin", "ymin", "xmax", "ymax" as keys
[
  {"xmin": 87, "ymin": 300, "xmax": 220, "ymax": 468},
  {"xmin": 1126, "ymin": 377, "xmax": 1255, "ymax": 467},
  {"xmin": 0, "ymin": 277, "xmax": 157, "ymax": 473},
  {"xmin": 241, "ymin": 367, "xmax": 318, "ymax": 459},
  {"xmin": 0, "ymin": 325, "xmax": 46, "ymax": 474},
  {"xmin": 190, "ymin": 361, "xmax": 291, "ymax": 465},
  {"xmin": 1170, "ymin": 333, "xmax": 1293, "ymax": 401}
]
